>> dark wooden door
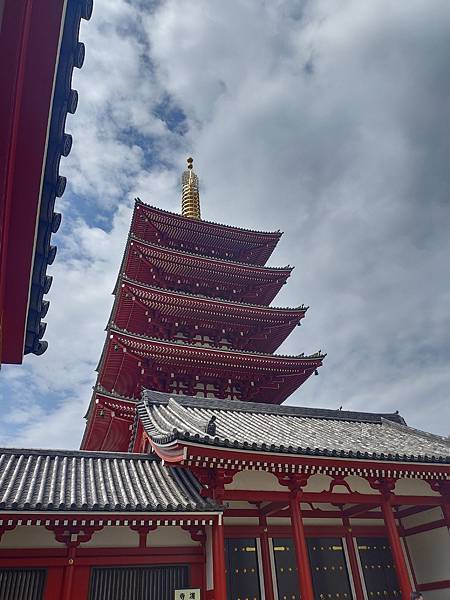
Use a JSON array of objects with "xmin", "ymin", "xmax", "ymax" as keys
[
  {"xmin": 357, "ymin": 537, "xmax": 401, "ymax": 598},
  {"xmin": 225, "ymin": 538, "xmax": 261, "ymax": 600},
  {"xmin": 307, "ymin": 537, "xmax": 353, "ymax": 599},
  {"xmin": 273, "ymin": 537, "xmax": 353, "ymax": 599}
]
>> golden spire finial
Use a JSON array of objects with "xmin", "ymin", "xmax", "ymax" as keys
[{"xmin": 181, "ymin": 157, "xmax": 201, "ymax": 219}]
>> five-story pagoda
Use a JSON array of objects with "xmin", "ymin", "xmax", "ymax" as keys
[{"xmin": 82, "ymin": 159, "xmax": 324, "ymax": 452}]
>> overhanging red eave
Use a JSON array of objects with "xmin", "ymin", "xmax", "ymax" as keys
[
  {"xmin": 148, "ymin": 438, "xmax": 186, "ymax": 463},
  {"xmin": 178, "ymin": 441, "xmax": 450, "ymax": 478},
  {"xmin": 0, "ymin": 0, "xmax": 65, "ymax": 363}
]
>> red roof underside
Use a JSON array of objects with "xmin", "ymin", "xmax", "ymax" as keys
[
  {"xmin": 113, "ymin": 279, "xmax": 306, "ymax": 353},
  {"xmin": 123, "ymin": 238, "xmax": 291, "ymax": 306},
  {"xmin": 82, "ymin": 394, "xmax": 135, "ymax": 452},
  {"xmin": 96, "ymin": 331, "xmax": 322, "ymax": 405},
  {"xmin": 132, "ymin": 200, "xmax": 281, "ymax": 265}
]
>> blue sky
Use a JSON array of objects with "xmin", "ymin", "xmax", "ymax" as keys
[{"xmin": 1, "ymin": 0, "xmax": 449, "ymax": 448}]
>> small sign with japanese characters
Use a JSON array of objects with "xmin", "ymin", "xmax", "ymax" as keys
[{"xmin": 174, "ymin": 589, "xmax": 200, "ymax": 600}]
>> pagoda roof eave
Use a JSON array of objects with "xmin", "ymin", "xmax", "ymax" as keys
[
  {"xmin": 109, "ymin": 324, "xmax": 325, "ymax": 364},
  {"xmin": 135, "ymin": 198, "xmax": 283, "ymax": 240},
  {"xmin": 119, "ymin": 275, "xmax": 308, "ymax": 316},
  {"xmin": 94, "ymin": 385, "xmax": 138, "ymax": 404},
  {"xmin": 129, "ymin": 234, "xmax": 293, "ymax": 275}
]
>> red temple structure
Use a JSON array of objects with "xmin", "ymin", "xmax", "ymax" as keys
[
  {"xmin": 0, "ymin": 160, "xmax": 449, "ymax": 600},
  {"xmin": 0, "ymin": 0, "xmax": 92, "ymax": 363},
  {"xmin": 81, "ymin": 159, "xmax": 324, "ymax": 453}
]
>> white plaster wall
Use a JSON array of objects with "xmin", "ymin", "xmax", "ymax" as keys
[
  {"xmin": 225, "ymin": 470, "xmax": 284, "ymax": 491},
  {"xmin": 394, "ymin": 477, "xmax": 439, "ymax": 497},
  {"xmin": 80, "ymin": 526, "xmax": 138, "ymax": 548},
  {"xmin": 345, "ymin": 475, "xmax": 380, "ymax": 495},
  {"xmin": 147, "ymin": 526, "xmax": 199, "ymax": 547},
  {"xmin": 401, "ymin": 507, "xmax": 443, "ymax": 529},
  {"xmin": 0, "ymin": 526, "xmax": 65, "ymax": 548},
  {"xmin": 406, "ymin": 527, "xmax": 450, "ymax": 584},
  {"xmin": 267, "ymin": 517, "xmax": 291, "ymax": 526},
  {"xmin": 302, "ymin": 474, "xmax": 332, "ymax": 493}
]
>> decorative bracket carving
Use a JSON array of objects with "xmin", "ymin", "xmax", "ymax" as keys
[
  {"xmin": 192, "ymin": 467, "xmax": 235, "ymax": 501},
  {"xmin": 367, "ymin": 477, "xmax": 397, "ymax": 499},
  {"xmin": 181, "ymin": 524, "xmax": 206, "ymax": 544},
  {"xmin": 130, "ymin": 523, "xmax": 157, "ymax": 548},
  {"xmin": 46, "ymin": 524, "xmax": 103, "ymax": 547},
  {"xmin": 275, "ymin": 473, "xmax": 310, "ymax": 495},
  {"xmin": 327, "ymin": 475, "xmax": 353, "ymax": 494}
]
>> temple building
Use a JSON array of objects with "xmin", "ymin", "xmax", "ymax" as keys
[{"xmin": 0, "ymin": 160, "xmax": 449, "ymax": 600}]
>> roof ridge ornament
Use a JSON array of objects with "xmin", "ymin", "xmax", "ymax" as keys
[{"xmin": 181, "ymin": 157, "xmax": 201, "ymax": 219}]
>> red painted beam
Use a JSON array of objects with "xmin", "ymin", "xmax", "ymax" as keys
[
  {"xmin": 417, "ymin": 579, "xmax": 450, "ymax": 592},
  {"xmin": 223, "ymin": 488, "xmax": 445, "ymax": 506},
  {"xmin": 184, "ymin": 444, "xmax": 450, "ymax": 478},
  {"xmin": 402, "ymin": 518, "xmax": 446, "ymax": 537},
  {"xmin": 396, "ymin": 505, "xmax": 434, "ymax": 519},
  {"xmin": 260, "ymin": 501, "xmax": 288, "ymax": 516},
  {"xmin": 344, "ymin": 503, "xmax": 379, "ymax": 518}
]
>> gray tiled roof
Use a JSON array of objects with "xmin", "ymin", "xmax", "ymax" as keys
[
  {"xmin": 139, "ymin": 390, "xmax": 450, "ymax": 464},
  {"xmin": 0, "ymin": 448, "xmax": 219, "ymax": 512}
]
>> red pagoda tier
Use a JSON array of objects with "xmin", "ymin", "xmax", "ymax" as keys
[
  {"xmin": 114, "ymin": 277, "xmax": 308, "ymax": 353},
  {"xmin": 132, "ymin": 199, "xmax": 282, "ymax": 264},
  {"xmin": 122, "ymin": 236, "xmax": 293, "ymax": 305},
  {"xmin": 82, "ymin": 159, "xmax": 324, "ymax": 452}
]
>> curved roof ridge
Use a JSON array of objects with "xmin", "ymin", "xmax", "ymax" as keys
[
  {"xmin": 135, "ymin": 198, "xmax": 282, "ymax": 238},
  {"xmin": 143, "ymin": 390, "xmax": 395, "ymax": 424}
]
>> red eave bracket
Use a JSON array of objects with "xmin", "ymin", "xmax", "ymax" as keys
[{"xmin": 148, "ymin": 438, "xmax": 186, "ymax": 464}]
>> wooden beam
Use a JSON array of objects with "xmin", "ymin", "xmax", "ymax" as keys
[
  {"xmin": 344, "ymin": 503, "xmax": 379, "ymax": 518},
  {"xmin": 260, "ymin": 501, "xmax": 288, "ymax": 516}
]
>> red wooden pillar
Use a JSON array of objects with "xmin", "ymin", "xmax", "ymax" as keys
[
  {"xmin": 290, "ymin": 494, "xmax": 314, "ymax": 600},
  {"xmin": 342, "ymin": 518, "xmax": 365, "ymax": 600},
  {"xmin": 259, "ymin": 515, "xmax": 275, "ymax": 600},
  {"xmin": 212, "ymin": 516, "xmax": 227, "ymax": 600},
  {"xmin": 62, "ymin": 545, "xmax": 76, "ymax": 600},
  {"xmin": 381, "ymin": 497, "xmax": 412, "ymax": 599}
]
